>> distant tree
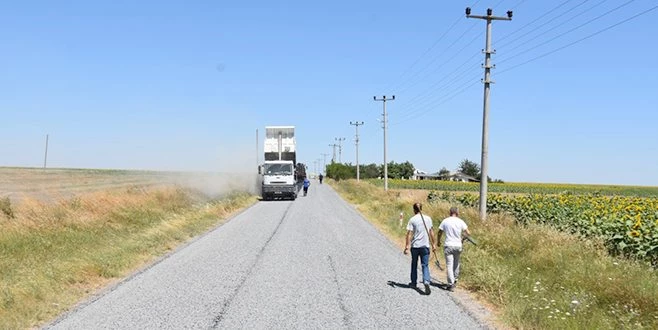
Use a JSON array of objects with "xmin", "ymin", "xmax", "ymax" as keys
[
  {"xmin": 399, "ymin": 161, "xmax": 415, "ymax": 179},
  {"xmin": 381, "ymin": 161, "xmax": 416, "ymax": 179},
  {"xmin": 387, "ymin": 161, "xmax": 401, "ymax": 179},
  {"xmin": 438, "ymin": 167, "xmax": 450, "ymax": 180},
  {"xmin": 352, "ymin": 162, "xmax": 416, "ymax": 179},
  {"xmin": 326, "ymin": 163, "xmax": 354, "ymax": 181},
  {"xmin": 361, "ymin": 163, "xmax": 380, "ymax": 179},
  {"xmin": 458, "ymin": 159, "xmax": 480, "ymax": 178}
]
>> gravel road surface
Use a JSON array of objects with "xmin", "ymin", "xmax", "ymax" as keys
[{"xmin": 48, "ymin": 180, "xmax": 484, "ymax": 329}]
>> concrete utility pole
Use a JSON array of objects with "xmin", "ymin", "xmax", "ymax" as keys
[
  {"xmin": 335, "ymin": 137, "xmax": 346, "ymax": 163},
  {"xmin": 321, "ymin": 153, "xmax": 329, "ymax": 173},
  {"xmin": 43, "ymin": 134, "xmax": 49, "ymax": 169},
  {"xmin": 373, "ymin": 95, "xmax": 394, "ymax": 191},
  {"xmin": 350, "ymin": 121, "xmax": 364, "ymax": 181},
  {"xmin": 466, "ymin": 7, "xmax": 512, "ymax": 221},
  {"xmin": 328, "ymin": 143, "xmax": 338, "ymax": 163}
]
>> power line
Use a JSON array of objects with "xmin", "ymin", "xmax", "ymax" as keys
[
  {"xmin": 498, "ymin": 0, "xmax": 612, "ymax": 54},
  {"xmin": 394, "ymin": 49, "xmax": 481, "ymax": 115},
  {"xmin": 397, "ymin": 29, "xmax": 482, "ymax": 96},
  {"xmin": 392, "ymin": 2, "xmax": 514, "ymax": 119},
  {"xmin": 381, "ymin": 0, "xmax": 483, "ymax": 93},
  {"xmin": 496, "ymin": 0, "xmax": 595, "ymax": 50},
  {"xmin": 381, "ymin": 18, "xmax": 463, "ymax": 93},
  {"xmin": 391, "ymin": 3, "xmax": 517, "ymax": 123},
  {"xmin": 497, "ymin": 0, "xmax": 637, "ymax": 65},
  {"xmin": 498, "ymin": 3, "xmax": 658, "ymax": 75},
  {"xmin": 393, "ymin": 68, "xmax": 482, "ymax": 122},
  {"xmin": 393, "ymin": 2, "xmax": 657, "ymax": 126},
  {"xmin": 497, "ymin": 0, "xmax": 574, "ymax": 43},
  {"xmin": 394, "ymin": 22, "xmax": 479, "ymax": 94},
  {"xmin": 491, "ymin": 0, "xmax": 509, "ymax": 9},
  {"xmin": 509, "ymin": 0, "xmax": 528, "ymax": 10},
  {"xmin": 391, "ymin": 76, "xmax": 482, "ymax": 126},
  {"xmin": 398, "ymin": 0, "xmax": 579, "ymax": 114}
]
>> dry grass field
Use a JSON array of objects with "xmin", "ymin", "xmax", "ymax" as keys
[
  {"xmin": 0, "ymin": 167, "xmax": 258, "ymax": 203},
  {"xmin": 0, "ymin": 167, "xmax": 169, "ymax": 202},
  {"xmin": 0, "ymin": 167, "xmax": 258, "ymax": 328}
]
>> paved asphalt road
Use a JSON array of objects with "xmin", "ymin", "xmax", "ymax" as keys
[{"xmin": 48, "ymin": 181, "xmax": 484, "ymax": 329}]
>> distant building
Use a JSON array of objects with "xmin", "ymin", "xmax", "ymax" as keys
[
  {"xmin": 413, "ymin": 169, "xmax": 441, "ymax": 180},
  {"xmin": 412, "ymin": 169, "xmax": 479, "ymax": 182},
  {"xmin": 447, "ymin": 172, "xmax": 479, "ymax": 182}
]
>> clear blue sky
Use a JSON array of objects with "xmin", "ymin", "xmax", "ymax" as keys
[{"xmin": 2, "ymin": 0, "xmax": 657, "ymax": 185}]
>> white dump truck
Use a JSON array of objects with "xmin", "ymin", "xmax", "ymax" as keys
[{"xmin": 259, "ymin": 126, "xmax": 300, "ymax": 200}]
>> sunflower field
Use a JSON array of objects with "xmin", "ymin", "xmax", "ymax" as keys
[
  {"xmin": 429, "ymin": 190, "xmax": 658, "ymax": 265},
  {"xmin": 373, "ymin": 179, "xmax": 658, "ymax": 197}
]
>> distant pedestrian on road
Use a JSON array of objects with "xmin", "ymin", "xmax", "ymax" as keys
[
  {"xmin": 404, "ymin": 202, "xmax": 435, "ymax": 294},
  {"xmin": 318, "ymin": 173, "xmax": 323, "ymax": 184},
  {"xmin": 303, "ymin": 177, "xmax": 310, "ymax": 196},
  {"xmin": 437, "ymin": 207, "xmax": 471, "ymax": 291}
]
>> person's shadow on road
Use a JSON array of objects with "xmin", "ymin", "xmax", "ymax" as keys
[
  {"xmin": 430, "ymin": 281, "xmax": 452, "ymax": 291},
  {"xmin": 386, "ymin": 281, "xmax": 429, "ymax": 295}
]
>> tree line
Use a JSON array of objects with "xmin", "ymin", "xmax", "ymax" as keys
[
  {"xmin": 325, "ymin": 161, "xmax": 414, "ymax": 181},
  {"xmin": 324, "ymin": 158, "xmax": 502, "ymax": 183}
]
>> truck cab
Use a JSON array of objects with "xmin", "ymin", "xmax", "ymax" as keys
[{"xmin": 261, "ymin": 160, "xmax": 297, "ymax": 200}]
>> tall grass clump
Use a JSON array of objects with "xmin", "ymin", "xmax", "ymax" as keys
[
  {"xmin": 0, "ymin": 197, "xmax": 14, "ymax": 219},
  {"xmin": 0, "ymin": 186, "xmax": 256, "ymax": 329},
  {"xmin": 331, "ymin": 179, "xmax": 658, "ymax": 329}
]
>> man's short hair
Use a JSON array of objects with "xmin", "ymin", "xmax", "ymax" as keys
[
  {"xmin": 450, "ymin": 206, "xmax": 459, "ymax": 215},
  {"xmin": 413, "ymin": 203, "xmax": 422, "ymax": 213}
]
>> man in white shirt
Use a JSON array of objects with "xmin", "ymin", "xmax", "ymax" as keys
[
  {"xmin": 437, "ymin": 207, "xmax": 472, "ymax": 291},
  {"xmin": 404, "ymin": 203, "xmax": 436, "ymax": 294}
]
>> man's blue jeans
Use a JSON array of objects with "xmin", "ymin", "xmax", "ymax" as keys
[{"xmin": 410, "ymin": 247, "xmax": 430, "ymax": 285}]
